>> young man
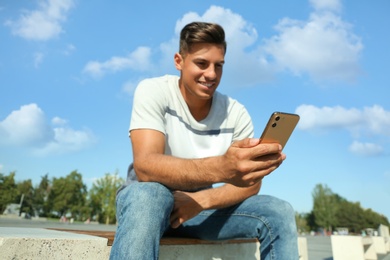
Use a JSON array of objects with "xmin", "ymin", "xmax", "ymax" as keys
[{"xmin": 110, "ymin": 22, "xmax": 299, "ymax": 260}]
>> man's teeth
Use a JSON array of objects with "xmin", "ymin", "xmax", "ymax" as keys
[{"xmin": 200, "ymin": 82, "xmax": 213, "ymax": 88}]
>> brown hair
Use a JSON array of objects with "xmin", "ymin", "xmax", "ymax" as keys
[{"xmin": 179, "ymin": 22, "xmax": 227, "ymax": 56}]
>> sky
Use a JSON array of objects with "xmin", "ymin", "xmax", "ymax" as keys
[{"xmin": 1, "ymin": 0, "xmax": 389, "ymax": 221}]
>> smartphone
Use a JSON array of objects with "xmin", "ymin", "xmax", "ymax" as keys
[{"xmin": 259, "ymin": 112, "xmax": 300, "ymax": 149}]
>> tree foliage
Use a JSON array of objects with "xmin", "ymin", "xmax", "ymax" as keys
[
  {"xmin": 48, "ymin": 170, "xmax": 88, "ymax": 220},
  {"xmin": 16, "ymin": 179, "xmax": 34, "ymax": 216},
  {"xmin": 33, "ymin": 174, "xmax": 51, "ymax": 217},
  {"xmin": 1, "ymin": 172, "xmax": 388, "ymax": 231},
  {"xmin": 308, "ymin": 183, "xmax": 390, "ymax": 234},
  {"xmin": 312, "ymin": 184, "xmax": 338, "ymax": 232},
  {"xmin": 0, "ymin": 172, "xmax": 18, "ymax": 213},
  {"xmin": 89, "ymin": 172, "xmax": 124, "ymax": 224}
]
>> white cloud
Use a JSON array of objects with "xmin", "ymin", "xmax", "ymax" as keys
[
  {"xmin": 0, "ymin": 103, "xmax": 95, "ymax": 156},
  {"xmin": 52, "ymin": 116, "xmax": 68, "ymax": 125},
  {"xmin": 33, "ymin": 126, "xmax": 96, "ymax": 156},
  {"xmin": 263, "ymin": 11, "xmax": 362, "ymax": 82},
  {"xmin": 296, "ymin": 104, "xmax": 390, "ymax": 136},
  {"xmin": 63, "ymin": 44, "xmax": 76, "ymax": 56},
  {"xmin": 309, "ymin": 0, "xmax": 342, "ymax": 12},
  {"xmin": 83, "ymin": 46, "xmax": 153, "ymax": 78},
  {"xmin": 33, "ymin": 52, "xmax": 44, "ymax": 68},
  {"xmin": 349, "ymin": 141, "xmax": 384, "ymax": 157},
  {"xmin": 296, "ymin": 104, "xmax": 390, "ymax": 156},
  {"xmin": 0, "ymin": 164, "xmax": 3, "ymax": 172},
  {"xmin": 84, "ymin": 2, "xmax": 363, "ymax": 88},
  {"xmin": 5, "ymin": 0, "xmax": 74, "ymax": 41},
  {"xmin": 296, "ymin": 104, "xmax": 363, "ymax": 131},
  {"xmin": 122, "ymin": 80, "xmax": 138, "ymax": 96},
  {"xmin": 0, "ymin": 104, "xmax": 53, "ymax": 146}
]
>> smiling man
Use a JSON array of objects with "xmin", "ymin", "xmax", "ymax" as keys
[{"xmin": 110, "ymin": 22, "xmax": 299, "ymax": 260}]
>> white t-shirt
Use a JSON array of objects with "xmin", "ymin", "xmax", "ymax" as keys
[{"xmin": 125, "ymin": 74, "xmax": 254, "ymax": 184}]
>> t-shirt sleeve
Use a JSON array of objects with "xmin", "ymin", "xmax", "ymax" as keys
[
  {"xmin": 233, "ymin": 105, "xmax": 254, "ymax": 141},
  {"xmin": 129, "ymin": 78, "xmax": 167, "ymax": 136}
]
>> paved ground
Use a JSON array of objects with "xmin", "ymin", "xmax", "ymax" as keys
[
  {"xmin": 304, "ymin": 236, "xmax": 333, "ymax": 260},
  {"xmin": 1, "ymin": 216, "xmax": 389, "ymax": 259},
  {"xmin": 0, "ymin": 216, "xmax": 117, "ymax": 231}
]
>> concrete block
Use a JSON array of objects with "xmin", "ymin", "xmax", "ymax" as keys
[
  {"xmin": 362, "ymin": 237, "xmax": 377, "ymax": 260},
  {"xmin": 379, "ymin": 225, "xmax": 389, "ymax": 239},
  {"xmin": 331, "ymin": 235, "xmax": 366, "ymax": 260},
  {"xmin": 378, "ymin": 224, "xmax": 390, "ymax": 252},
  {"xmin": 0, "ymin": 227, "xmax": 308, "ymax": 260},
  {"xmin": 0, "ymin": 227, "xmax": 110, "ymax": 260},
  {"xmin": 159, "ymin": 241, "xmax": 260, "ymax": 259},
  {"xmin": 298, "ymin": 236, "xmax": 308, "ymax": 260},
  {"xmin": 372, "ymin": 236, "xmax": 387, "ymax": 255}
]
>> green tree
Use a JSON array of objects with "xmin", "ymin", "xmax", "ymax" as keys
[
  {"xmin": 0, "ymin": 172, "xmax": 18, "ymax": 213},
  {"xmin": 364, "ymin": 208, "xmax": 390, "ymax": 228},
  {"xmin": 89, "ymin": 172, "xmax": 124, "ymax": 224},
  {"xmin": 334, "ymin": 200, "xmax": 365, "ymax": 233},
  {"xmin": 308, "ymin": 184, "xmax": 390, "ymax": 234},
  {"xmin": 312, "ymin": 184, "xmax": 338, "ymax": 233},
  {"xmin": 48, "ymin": 170, "xmax": 88, "ymax": 220},
  {"xmin": 33, "ymin": 174, "xmax": 51, "ymax": 217},
  {"xmin": 295, "ymin": 212, "xmax": 310, "ymax": 234},
  {"xmin": 16, "ymin": 179, "xmax": 34, "ymax": 216}
]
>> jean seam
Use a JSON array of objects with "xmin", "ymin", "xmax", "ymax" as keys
[{"xmin": 198, "ymin": 211, "xmax": 276, "ymax": 259}]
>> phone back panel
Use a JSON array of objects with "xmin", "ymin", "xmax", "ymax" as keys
[{"xmin": 259, "ymin": 112, "xmax": 300, "ymax": 149}]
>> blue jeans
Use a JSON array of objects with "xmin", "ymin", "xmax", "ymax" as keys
[{"xmin": 110, "ymin": 182, "xmax": 299, "ymax": 260}]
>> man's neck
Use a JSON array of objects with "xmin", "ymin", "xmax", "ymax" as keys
[{"xmin": 187, "ymin": 98, "xmax": 212, "ymax": 121}]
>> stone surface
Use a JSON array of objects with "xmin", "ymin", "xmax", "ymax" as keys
[
  {"xmin": 0, "ymin": 227, "xmax": 309, "ymax": 260},
  {"xmin": 331, "ymin": 235, "xmax": 366, "ymax": 260},
  {"xmin": 0, "ymin": 227, "xmax": 110, "ymax": 260}
]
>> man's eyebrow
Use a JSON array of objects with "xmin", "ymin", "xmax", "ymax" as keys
[{"xmin": 193, "ymin": 58, "xmax": 225, "ymax": 64}]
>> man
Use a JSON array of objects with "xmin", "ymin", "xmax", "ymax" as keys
[{"xmin": 110, "ymin": 22, "xmax": 298, "ymax": 260}]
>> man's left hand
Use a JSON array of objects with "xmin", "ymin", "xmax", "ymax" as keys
[{"xmin": 170, "ymin": 191, "xmax": 203, "ymax": 228}]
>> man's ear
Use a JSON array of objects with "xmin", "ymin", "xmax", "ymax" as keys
[{"xmin": 174, "ymin": 53, "xmax": 183, "ymax": 71}]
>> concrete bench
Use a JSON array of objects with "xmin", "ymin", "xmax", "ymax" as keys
[
  {"xmin": 331, "ymin": 235, "xmax": 388, "ymax": 260},
  {"xmin": 0, "ymin": 227, "xmax": 308, "ymax": 259}
]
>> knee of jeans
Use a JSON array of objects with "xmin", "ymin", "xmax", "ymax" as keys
[
  {"xmin": 118, "ymin": 182, "xmax": 174, "ymax": 214},
  {"xmin": 260, "ymin": 195, "xmax": 295, "ymax": 222},
  {"xmin": 269, "ymin": 196, "xmax": 297, "ymax": 233}
]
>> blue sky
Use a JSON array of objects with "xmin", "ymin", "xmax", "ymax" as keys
[{"xmin": 1, "ymin": 0, "xmax": 389, "ymax": 220}]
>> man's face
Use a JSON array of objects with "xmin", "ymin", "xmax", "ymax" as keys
[{"xmin": 175, "ymin": 43, "xmax": 225, "ymax": 103}]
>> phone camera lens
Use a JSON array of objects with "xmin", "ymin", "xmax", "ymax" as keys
[
  {"xmin": 275, "ymin": 116, "xmax": 280, "ymax": 121},
  {"xmin": 272, "ymin": 123, "xmax": 277, "ymax": 127}
]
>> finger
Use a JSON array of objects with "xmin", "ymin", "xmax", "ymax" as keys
[
  {"xmin": 232, "ymin": 138, "xmax": 260, "ymax": 148},
  {"xmin": 254, "ymin": 152, "xmax": 284, "ymax": 162},
  {"xmin": 170, "ymin": 210, "xmax": 178, "ymax": 224},
  {"xmin": 250, "ymin": 144, "xmax": 283, "ymax": 160},
  {"xmin": 171, "ymin": 218, "xmax": 182, "ymax": 229},
  {"xmin": 244, "ymin": 164, "xmax": 281, "ymax": 185}
]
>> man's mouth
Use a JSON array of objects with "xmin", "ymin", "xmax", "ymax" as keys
[{"xmin": 199, "ymin": 82, "xmax": 214, "ymax": 88}]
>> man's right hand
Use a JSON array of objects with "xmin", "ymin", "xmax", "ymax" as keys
[{"xmin": 219, "ymin": 138, "xmax": 286, "ymax": 187}]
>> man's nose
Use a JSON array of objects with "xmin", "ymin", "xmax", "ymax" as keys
[{"xmin": 204, "ymin": 65, "xmax": 217, "ymax": 79}]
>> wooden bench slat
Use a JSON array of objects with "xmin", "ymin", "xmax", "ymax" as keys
[{"xmin": 47, "ymin": 228, "xmax": 257, "ymax": 246}]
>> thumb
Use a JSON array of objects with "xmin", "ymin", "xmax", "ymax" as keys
[{"xmin": 232, "ymin": 138, "xmax": 259, "ymax": 148}]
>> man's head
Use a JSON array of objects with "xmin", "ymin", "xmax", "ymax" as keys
[
  {"xmin": 179, "ymin": 22, "xmax": 227, "ymax": 57},
  {"xmin": 175, "ymin": 22, "xmax": 226, "ymax": 110}
]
